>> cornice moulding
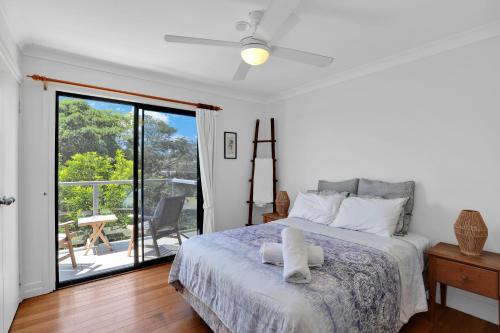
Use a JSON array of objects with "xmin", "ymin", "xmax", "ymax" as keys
[
  {"xmin": 266, "ymin": 20, "xmax": 500, "ymax": 104},
  {"xmin": 0, "ymin": 5, "xmax": 22, "ymax": 81},
  {"xmin": 21, "ymin": 44, "xmax": 270, "ymax": 105}
]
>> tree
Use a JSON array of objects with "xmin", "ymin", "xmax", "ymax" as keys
[
  {"xmin": 142, "ymin": 114, "xmax": 197, "ymax": 178},
  {"xmin": 59, "ymin": 152, "xmax": 113, "ymax": 220},
  {"xmin": 58, "ymin": 99, "xmax": 197, "ymax": 179},
  {"xmin": 59, "ymin": 150, "xmax": 134, "ymax": 227},
  {"xmin": 58, "ymin": 99, "xmax": 132, "ymax": 163},
  {"xmin": 103, "ymin": 150, "xmax": 133, "ymax": 213}
]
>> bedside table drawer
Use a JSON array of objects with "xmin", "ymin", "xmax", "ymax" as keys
[{"xmin": 434, "ymin": 257, "xmax": 498, "ymax": 299}]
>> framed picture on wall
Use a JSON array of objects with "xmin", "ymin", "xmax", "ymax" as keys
[{"xmin": 224, "ymin": 132, "xmax": 237, "ymax": 159}]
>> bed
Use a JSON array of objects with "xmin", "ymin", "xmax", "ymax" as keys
[{"xmin": 168, "ymin": 217, "xmax": 428, "ymax": 333}]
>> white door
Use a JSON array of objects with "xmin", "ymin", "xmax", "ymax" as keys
[{"xmin": 0, "ymin": 72, "xmax": 20, "ymax": 332}]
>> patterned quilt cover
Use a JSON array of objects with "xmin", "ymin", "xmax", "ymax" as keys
[{"xmin": 169, "ymin": 218, "xmax": 427, "ymax": 333}]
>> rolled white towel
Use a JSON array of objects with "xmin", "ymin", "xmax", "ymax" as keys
[
  {"xmin": 260, "ymin": 242, "xmax": 324, "ymax": 267},
  {"xmin": 282, "ymin": 227, "xmax": 311, "ymax": 284}
]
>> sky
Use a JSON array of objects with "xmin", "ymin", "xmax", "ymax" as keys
[{"xmin": 60, "ymin": 96, "xmax": 197, "ymax": 140}]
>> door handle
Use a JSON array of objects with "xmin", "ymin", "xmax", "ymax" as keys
[{"xmin": 0, "ymin": 196, "xmax": 15, "ymax": 206}]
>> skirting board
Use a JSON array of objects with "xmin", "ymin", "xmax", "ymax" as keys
[{"xmin": 21, "ymin": 281, "xmax": 53, "ymax": 300}]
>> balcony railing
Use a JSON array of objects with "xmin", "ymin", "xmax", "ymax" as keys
[{"xmin": 59, "ymin": 178, "xmax": 197, "ymax": 216}]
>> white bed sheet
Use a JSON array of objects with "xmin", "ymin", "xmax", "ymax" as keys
[{"xmin": 395, "ymin": 232, "xmax": 431, "ymax": 272}]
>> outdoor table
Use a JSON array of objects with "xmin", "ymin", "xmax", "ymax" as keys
[{"xmin": 78, "ymin": 214, "xmax": 118, "ymax": 255}]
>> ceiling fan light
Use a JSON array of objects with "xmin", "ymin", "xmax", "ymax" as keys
[{"xmin": 241, "ymin": 45, "xmax": 270, "ymax": 66}]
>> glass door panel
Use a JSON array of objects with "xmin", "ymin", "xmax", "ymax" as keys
[
  {"xmin": 137, "ymin": 108, "xmax": 199, "ymax": 262},
  {"xmin": 56, "ymin": 93, "xmax": 135, "ymax": 286}
]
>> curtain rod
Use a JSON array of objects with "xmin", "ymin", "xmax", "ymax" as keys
[{"xmin": 27, "ymin": 74, "xmax": 223, "ymax": 111}]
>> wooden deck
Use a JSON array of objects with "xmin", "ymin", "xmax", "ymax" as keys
[
  {"xmin": 59, "ymin": 236, "xmax": 186, "ymax": 283},
  {"xmin": 11, "ymin": 263, "xmax": 498, "ymax": 332}
]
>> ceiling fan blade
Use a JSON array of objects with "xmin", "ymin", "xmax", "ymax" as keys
[
  {"xmin": 254, "ymin": 0, "xmax": 302, "ymax": 41},
  {"xmin": 272, "ymin": 46, "xmax": 333, "ymax": 67},
  {"xmin": 164, "ymin": 35, "xmax": 240, "ymax": 48},
  {"xmin": 233, "ymin": 61, "xmax": 251, "ymax": 81},
  {"xmin": 270, "ymin": 13, "xmax": 300, "ymax": 44}
]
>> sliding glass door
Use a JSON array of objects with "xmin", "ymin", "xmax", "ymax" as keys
[
  {"xmin": 137, "ymin": 107, "xmax": 199, "ymax": 263},
  {"xmin": 56, "ymin": 92, "xmax": 201, "ymax": 287}
]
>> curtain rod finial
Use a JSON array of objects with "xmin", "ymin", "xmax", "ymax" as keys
[
  {"xmin": 197, "ymin": 103, "xmax": 223, "ymax": 111},
  {"xmin": 28, "ymin": 74, "xmax": 49, "ymax": 90},
  {"xmin": 28, "ymin": 74, "xmax": 43, "ymax": 80}
]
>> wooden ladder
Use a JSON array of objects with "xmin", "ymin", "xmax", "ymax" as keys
[{"xmin": 246, "ymin": 118, "xmax": 277, "ymax": 226}]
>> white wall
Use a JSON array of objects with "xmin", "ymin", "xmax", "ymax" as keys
[
  {"xmin": 0, "ymin": 12, "xmax": 21, "ymax": 82},
  {"xmin": 269, "ymin": 36, "xmax": 500, "ymax": 324},
  {"xmin": 19, "ymin": 53, "xmax": 265, "ymax": 298}
]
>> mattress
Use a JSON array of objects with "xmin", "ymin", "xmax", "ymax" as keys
[{"xmin": 169, "ymin": 218, "xmax": 428, "ymax": 333}]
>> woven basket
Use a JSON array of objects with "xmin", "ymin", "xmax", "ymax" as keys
[
  {"xmin": 454, "ymin": 210, "xmax": 488, "ymax": 256},
  {"xmin": 275, "ymin": 191, "xmax": 290, "ymax": 217}
]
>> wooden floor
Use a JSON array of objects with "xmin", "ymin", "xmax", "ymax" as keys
[{"xmin": 10, "ymin": 263, "xmax": 498, "ymax": 333}]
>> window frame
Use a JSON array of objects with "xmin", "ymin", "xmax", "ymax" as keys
[{"xmin": 55, "ymin": 91, "xmax": 203, "ymax": 288}]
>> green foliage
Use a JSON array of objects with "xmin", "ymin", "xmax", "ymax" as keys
[
  {"xmin": 58, "ymin": 99, "xmax": 132, "ymax": 163},
  {"xmin": 142, "ymin": 114, "xmax": 197, "ymax": 177},
  {"xmin": 60, "ymin": 152, "xmax": 113, "ymax": 182},
  {"xmin": 103, "ymin": 150, "xmax": 133, "ymax": 227},
  {"xmin": 59, "ymin": 152, "xmax": 112, "ymax": 221}
]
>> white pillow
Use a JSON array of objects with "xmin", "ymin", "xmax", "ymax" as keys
[
  {"xmin": 330, "ymin": 197, "xmax": 408, "ymax": 237},
  {"xmin": 289, "ymin": 192, "xmax": 346, "ymax": 224}
]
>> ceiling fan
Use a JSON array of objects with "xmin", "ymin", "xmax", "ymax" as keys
[{"xmin": 163, "ymin": 0, "xmax": 334, "ymax": 81}]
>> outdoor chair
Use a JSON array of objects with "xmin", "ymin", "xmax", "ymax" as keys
[
  {"xmin": 58, "ymin": 220, "xmax": 77, "ymax": 268},
  {"xmin": 127, "ymin": 195, "xmax": 185, "ymax": 257}
]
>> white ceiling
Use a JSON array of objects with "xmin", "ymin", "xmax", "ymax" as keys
[{"xmin": 1, "ymin": 0, "xmax": 500, "ymax": 99}]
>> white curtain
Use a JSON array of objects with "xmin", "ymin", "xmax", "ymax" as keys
[{"xmin": 196, "ymin": 108, "xmax": 217, "ymax": 233}]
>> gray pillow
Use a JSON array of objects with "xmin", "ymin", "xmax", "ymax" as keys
[
  {"xmin": 317, "ymin": 179, "xmax": 359, "ymax": 194},
  {"xmin": 357, "ymin": 179, "xmax": 415, "ymax": 235},
  {"xmin": 307, "ymin": 189, "xmax": 350, "ymax": 197}
]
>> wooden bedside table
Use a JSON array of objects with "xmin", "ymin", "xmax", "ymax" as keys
[
  {"xmin": 427, "ymin": 242, "xmax": 500, "ymax": 330},
  {"xmin": 262, "ymin": 212, "xmax": 287, "ymax": 223}
]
